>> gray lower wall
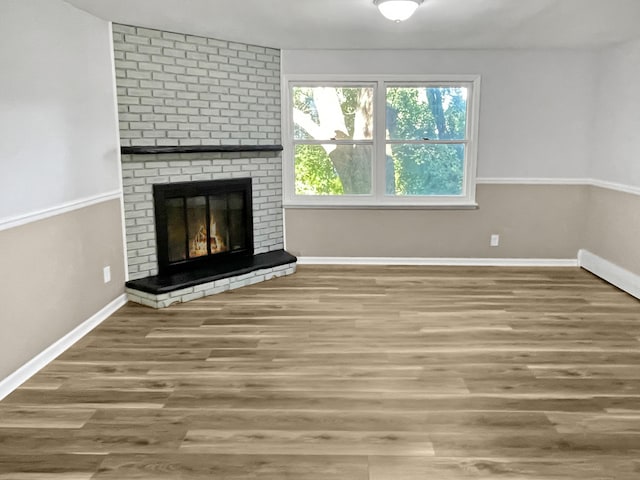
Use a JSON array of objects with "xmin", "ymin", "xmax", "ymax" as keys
[
  {"xmin": 585, "ymin": 186, "xmax": 640, "ymax": 277},
  {"xmin": 0, "ymin": 199, "xmax": 125, "ymax": 380},
  {"xmin": 285, "ymin": 184, "xmax": 589, "ymax": 259}
]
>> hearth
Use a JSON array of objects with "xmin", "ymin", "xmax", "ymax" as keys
[{"xmin": 153, "ymin": 178, "xmax": 253, "ymax": 275}]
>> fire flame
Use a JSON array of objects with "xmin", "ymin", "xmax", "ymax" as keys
[{"xmin": 189, "ymin": 219, "xmax": 227, "ymax": 257}]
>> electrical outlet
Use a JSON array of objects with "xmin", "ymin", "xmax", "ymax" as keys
[
  {"xmin": 490, "ymin": 234, "xmax": 500, "ymax": 247},
  {"xmin": 103, "ymin": 266, "xmax": 111, "ymax": 284}
]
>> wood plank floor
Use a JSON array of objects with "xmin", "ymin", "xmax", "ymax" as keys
[{"xmin": 1, "ymin": 265, "xmax": 640, "ymax": 479}]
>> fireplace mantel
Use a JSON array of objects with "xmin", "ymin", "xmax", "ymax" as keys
[{"xmin": 121, "ymin": 145, "xmax": 283, "ymax": 155}]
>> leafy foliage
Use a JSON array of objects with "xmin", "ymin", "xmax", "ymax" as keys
[
  {"xmin": 387, "ymin": 87, "xmax": 467, "ymax": 196},
  {"xmin": 294, "ymin": 145, "xmax": 343, "ymax": 195}
]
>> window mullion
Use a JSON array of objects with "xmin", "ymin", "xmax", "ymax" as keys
[
  {"xmin": 385, "ymin": 140, "xmax": 469, "ymax": 145},
  {"xmin": 375, "ymin": 80, "xmax": 387, "ymax": 202},
  {"xmin": 292, "ymin": 140, "xmax": 374, "ymax": 146}
]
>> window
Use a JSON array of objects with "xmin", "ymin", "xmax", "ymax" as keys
[{"xmin": 284, "ymin": 75, "xmax": 480, "ymax": 207}]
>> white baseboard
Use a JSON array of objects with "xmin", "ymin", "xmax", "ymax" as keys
[
  {"xmin": 578, "ymin": 250, "xmax": 640, "ymax": 300},
  {"xmin": 297, "ymin": 257, "xmax": 578, "ymax": 267},
  {"xmin": 0, "ymin": 294, "xmax": 128, "ymax": 401}
]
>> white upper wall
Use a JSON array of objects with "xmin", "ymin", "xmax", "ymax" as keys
[
  {"xmin": 591, "ymin": 39, "xmax": 640, "ymax": 188},
  {"xmin": 282, "ymin": 49, "xmax": 597, "ymax": 180},
  {"xmin": 0, "ymin": 0, "xmax": 121, "ymax": 223}
]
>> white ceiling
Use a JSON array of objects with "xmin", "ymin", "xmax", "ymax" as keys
[{"xmin": 64, "ymin": 0, "xmax": 640, "ymax": 50}]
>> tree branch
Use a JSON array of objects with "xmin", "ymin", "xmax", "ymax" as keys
[{"xmin": 292, "ymin": 109, "xmax": 324, "ymax": 139}]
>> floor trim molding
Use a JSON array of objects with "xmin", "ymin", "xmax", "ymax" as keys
[
  {"xmin": 0, "ymin": 294, "xmax": 128, "ymax": 401},
  {"xmin": 297, "ymin": 257, "xmax": 578, "ymax": 267},
  {"xmin": 578, "ymin": 249, "xmax": 640, "ymax": 300}
]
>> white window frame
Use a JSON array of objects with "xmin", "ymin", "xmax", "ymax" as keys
[{"xmin": 282, "ymin": 74, "xmax": 481, "ymax": 208}]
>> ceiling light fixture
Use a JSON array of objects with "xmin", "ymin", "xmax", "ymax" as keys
[{"xmin": 374, "ymin": 0, "xmax": 423, "ymax": 22}]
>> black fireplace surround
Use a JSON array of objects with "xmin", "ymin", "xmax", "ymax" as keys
[
  {"xmin": 125, "ymin": 177, "xmax": 296, "ymax": 295},
  {"xmin": 154, "ymin": 178, "xmax": 253, "ymax": 275}
]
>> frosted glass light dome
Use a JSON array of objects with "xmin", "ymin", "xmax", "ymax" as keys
[{"xmin": 375, "ymin": 0, "xmax": 423, "ymax": 22}]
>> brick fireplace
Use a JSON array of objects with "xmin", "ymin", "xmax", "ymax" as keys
[{"xmin": 113, "ymin": 25, "xmax": 296, "ymax": 307}]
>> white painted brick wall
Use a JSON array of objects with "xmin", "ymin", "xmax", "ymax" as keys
[
  {"xmin": 112, "ymin": 24, "xmax": 281, "ymax": 147},
  {"xmin": 114, "ymin": 24, "xmax": 286, "ymax": 281}
]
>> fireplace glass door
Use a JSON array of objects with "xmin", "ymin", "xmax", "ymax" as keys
[{"xmin": 154, "ymin": 178, "xmax": 253, "ymax": 274}]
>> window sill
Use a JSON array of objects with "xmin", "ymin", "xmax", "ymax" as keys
[{"xmin": 283, "ymin": 203, "xmax": 479, "ymax": 210}]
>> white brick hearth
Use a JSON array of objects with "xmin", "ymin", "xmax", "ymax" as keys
[{"xmin": 126, "ymin": 263, "xmax": 296, "ymax": 309}]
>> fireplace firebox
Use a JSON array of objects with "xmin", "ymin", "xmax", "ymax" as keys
[{"xmin": 153, "ymin": 178, "xmax": 253, "ymax": 275}]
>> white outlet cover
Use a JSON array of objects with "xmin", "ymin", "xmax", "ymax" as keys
[
  {"xmin": 103, "ymin": 266, "xmax": 111, "ymax": 283},
  {"xmin": 490, "ymin": 234, "xmax": 500, "ymax": 247}
]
